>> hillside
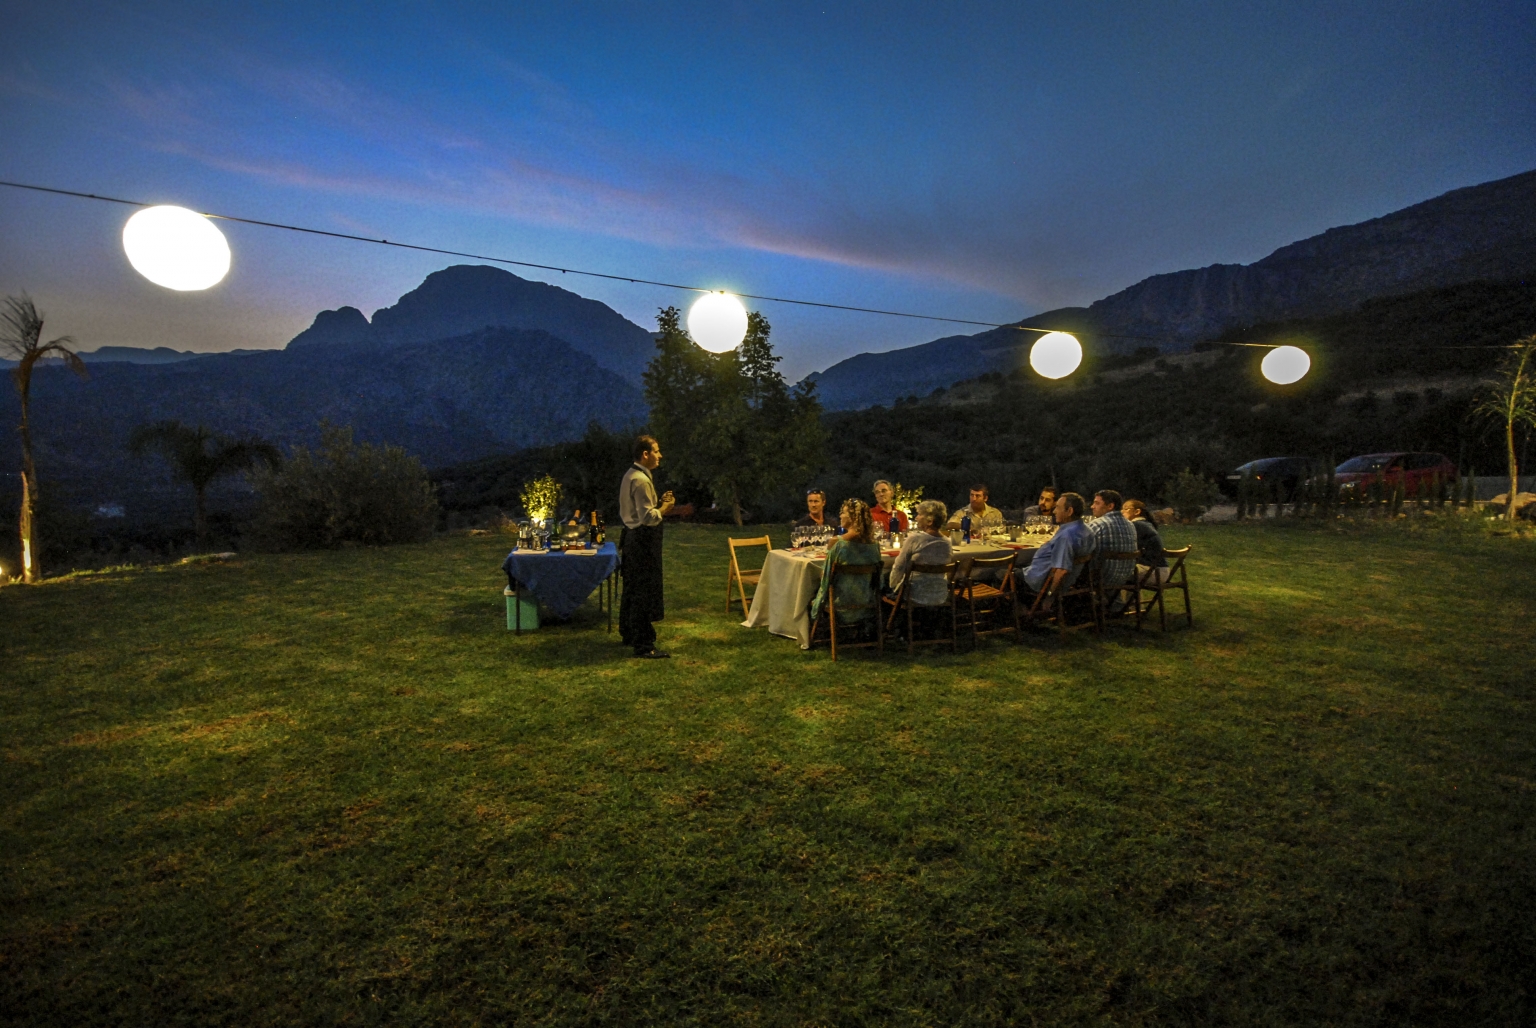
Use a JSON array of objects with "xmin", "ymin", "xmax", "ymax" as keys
[
  {"xmin": 0, "ymin": 326, "xmax": 646, "ymax": 513},
  {"xmin": 808, "ymin": 168, "xmax": 1536, "ymax": 410}
]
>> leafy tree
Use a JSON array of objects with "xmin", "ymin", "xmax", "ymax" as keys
[
  {"xmin": 247, "ymin": 424, "xmax": 438, "ymax": 550},
  {"xmin": 643, "ymin": 306, "xmax": 825, "ymax": 524},
  {"xmin": 1474, "ymin": 333, "xmax": 1536, "ymax": 520},
  {"xmin": 128, "ymin": 420, "xmax": 281, "ymax": 547},
  {"xmin": 1, "ymin": 295, "xmax": 86, "ymax": 583},
  {"xmin": 641, "ymin": 306, "xmax": 714, "ymax": 491}
]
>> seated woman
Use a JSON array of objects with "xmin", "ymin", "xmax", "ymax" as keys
[
  {"xmin": 889, "ymin": 499, "xmax": 953, "ymax": 606},
  {"xmin": 1122, "ymin": 499, "xmax": 1169, "ymax": 586},
  {"xmin": 810, "ymin": 499, "xmax": 882, "ymax": 624}
]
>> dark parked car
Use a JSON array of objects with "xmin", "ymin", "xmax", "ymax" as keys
[
  {"xmin": 1334, "ymin": 452, "xmax": 1457, "ymax": 496},
  {"xmin": 1218, "ymin": 457, "xmax": 1317, "ymax": 501}
]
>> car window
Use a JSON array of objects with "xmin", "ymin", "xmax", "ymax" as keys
[
  {"xmin": 1406, "ymin": 453, "xmax": 1446, "ymax": 470},
  {"xmin": 1336, "ymin": 455, "xmax": 1393, "ymax": 473}
]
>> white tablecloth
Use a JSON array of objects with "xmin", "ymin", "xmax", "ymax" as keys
[{"xmin": 741, "ymin": 541, "xmax": 1034, "ymax": 649}]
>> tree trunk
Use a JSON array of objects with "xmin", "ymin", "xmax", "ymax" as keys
[
  {"xmin": 731, "ymin": 485, "xmax": 743, "ymax": 527},
  {"xmin": 19, "ymin": 470, "xmax": 36, "ymax": 583},
  {"xmin": 1508, "ymin": 410, "xmax": 1519, "ymax": 521},
  {"xmin": 195, "ymin": 485, "xmax": 209, "ymax": 548},
  {"xmin": 17, "ymin": 384, "xmax": 39, "ymax": 583}
]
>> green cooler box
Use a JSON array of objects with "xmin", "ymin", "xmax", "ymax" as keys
[{"xmin": 505, "ymin": 586, "xmax": 539, "ymax": 631}]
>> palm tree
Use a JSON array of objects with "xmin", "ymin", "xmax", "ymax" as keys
[
  {"xmin": 2, "ymin": 295, "xmax": 86, "ymax": 583},
  {"xmin": 1475, "ymin": 333, "xmax": 1536, "ymax": 520},
  {"xmin": 128, "ymin": 421, "xmax": 281, "ymax": 547}
]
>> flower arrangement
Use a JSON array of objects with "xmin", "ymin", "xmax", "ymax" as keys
[
  {"xmin": 520, "ymin": 474, "xmax": 562, "ymax": 526},
  {"xmin": 889, "ymin": 482, "xmax": 924, "ymax": 516}
]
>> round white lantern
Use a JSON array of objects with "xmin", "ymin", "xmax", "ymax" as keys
[
  {"xmin": 1261, "ymin": 344, "xmax": 1311, "ymax": 385},
  {"xmin": 122, "ymin": 205, "xmax": 231, "ymax": 291},
  {"xmin": 687, "ymin": 292, "xmax": 749, "ymax": 352},
  {"xmin": 1029, "ymin": 331, "xmax": 1082, "ymax": 379}
]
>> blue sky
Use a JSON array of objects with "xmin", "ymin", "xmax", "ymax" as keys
[{"xmin": 1, "ymin": 1, "xmax": 1532, "ymax": 378}]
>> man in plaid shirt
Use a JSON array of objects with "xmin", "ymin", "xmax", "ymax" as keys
[{"xmin": 1086, "ymin": 489, "xmax": 1138, "ymax": 591}]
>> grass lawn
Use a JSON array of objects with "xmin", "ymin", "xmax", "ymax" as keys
[{"xmin": 3, "ymin": 520, "xmax": 1534, "ymax": 1026}]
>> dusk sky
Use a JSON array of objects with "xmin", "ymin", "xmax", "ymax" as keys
[{"xmin": 1, "ymin": 1, "xmax": 1532, "ymax": 379}]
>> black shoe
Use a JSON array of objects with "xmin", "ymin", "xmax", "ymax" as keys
[{"xmin": 632, "ymin": 649, "xmax": 670, "ymax": 659}]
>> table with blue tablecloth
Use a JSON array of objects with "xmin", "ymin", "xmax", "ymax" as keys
[{"xmin": 502, "ymin": 542, "xmax": 620, "ymax": 630}]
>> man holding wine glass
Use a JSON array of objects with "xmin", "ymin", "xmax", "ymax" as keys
[{"xmin": 619, "ymin": 434, "xmax": 675, "ymax": 659}]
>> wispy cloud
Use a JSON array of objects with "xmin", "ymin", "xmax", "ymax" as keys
[{"xmin": 80, "ymin": 47, "xmax": 1061, "ymax": 305}]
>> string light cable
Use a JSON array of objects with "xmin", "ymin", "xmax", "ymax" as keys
[{"xmin": 0, "ymin": 179, "xmax": 1523, "ymax": 352}]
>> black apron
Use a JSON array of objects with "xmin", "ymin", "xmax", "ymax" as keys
[{"xmin": 620, "ymin": 522, "xmax": 665, "ymax": 623}]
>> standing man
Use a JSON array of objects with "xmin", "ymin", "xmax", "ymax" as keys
[{"xmin": 619, "ymin": 434, "xmax": 675, "ymax": 659}]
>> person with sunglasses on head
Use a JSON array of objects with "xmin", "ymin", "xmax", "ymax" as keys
[{"xmin": 795, "ymin": 488, "xmax": 831, "ymax": 529}]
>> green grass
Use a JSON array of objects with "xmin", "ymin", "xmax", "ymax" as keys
[{"xmin": 3, "ymin": 521, "xmax": 1534, "ymax": 1026}]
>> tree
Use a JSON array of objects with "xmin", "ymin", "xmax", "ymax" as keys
[
  {"xmin": 246, "ymin": 424, "xmax": 438, "ymax": 550},
  {"xmin": 128, "ymin": 420, "xmax": 282, "ymax": 547},
  {"xmin": 643, "ymin": 306, "xmax": 825, "ymax": 524},
  {"xmin": 1, "ymin": 295, "xmax": 86, "ymax": 583},
  {"xmin": 1475, "ymin": 333, "xmax": 1536, "ymax": 520}
]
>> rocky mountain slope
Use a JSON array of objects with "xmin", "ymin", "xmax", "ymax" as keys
[{"xmin": 809, "ymin": 168, "xmax": 1536, "ymax": 410}]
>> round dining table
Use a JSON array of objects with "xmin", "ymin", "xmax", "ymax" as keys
[{"xmin": 741, "ymin": 537, "xmax": 1042, "ymax": 649}]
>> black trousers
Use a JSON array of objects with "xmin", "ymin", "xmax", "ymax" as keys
[{"xmin": 619, "ymin": 523, "xmax": 664, "ymax": 652}]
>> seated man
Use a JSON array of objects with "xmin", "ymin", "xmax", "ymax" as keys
[
  {"xmin": 945, "ymin": 483, "xmax": 1003, "ymax": 532},
  {"xmin": 1086, "ymin": 489, "xmax": 1138, "ymax": 592},
  {"xmin": 795, "ymin": 488, "xmax": 831, "ymax": 528},
  {"xmin": 1018, "ymin": 491, "xmax": 1092, "ymax": 600},
  {"xmin": 1023, "ymin": 487, "xmax": 1057, "ymax": 521},
  {"xmin": 871, "ymin": 479, "xmax": 910, "ymax": 534}
]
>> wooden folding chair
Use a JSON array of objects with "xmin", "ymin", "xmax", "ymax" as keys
[
  {"xmin": 807, "ymin": 563, "xmax": 884, "ymax": 660},
  {"xmin": 1025, "ymin": 552, "xmax": 1097, "ymax": 638},
  {"xmin": 725, "ymin": 535, "xmax": 772, "ymax": 615},
  {"xmin": 1093, "ymin": 551, "xmax": 1143, "ymax": 632},
  {"xmin": 1138, "ymin": 545, "xmax": 1192, "ymax": 630},
  {"xmin": 957, "ymin": 553, "xmax": 1021, "ymax": 645},
  {"xmin": 882, "ymin": 561, "xmax": 960, "ymax": 655}
]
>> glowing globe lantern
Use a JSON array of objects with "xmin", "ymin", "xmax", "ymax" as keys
[
  {"xmin": 688, "ymin": 291, "xmax": 749, "ymax": 352},
  {"xmin": 1029, "ymin": 331, "xmax": 1082, "ymax": 379},
  {"xmin": 122, "ymin": 206, "xmax": 231, "ymax": 291},
  {"xmin": 1261, "ymin": 344, "xmax": 1310, "ymax": 385}
]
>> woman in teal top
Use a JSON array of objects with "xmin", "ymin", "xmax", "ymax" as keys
[{"xmin": 810, "ymin": 498, "xmax": 882, "ymax": 623}]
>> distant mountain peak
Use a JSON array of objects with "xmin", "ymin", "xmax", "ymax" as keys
[
  {"xmin": 286, "ymin": 306, "xmax": 372, "ymax": 350},
  {"xmin": 284, "ymin": 264, "xmax": 654, "ymax": 383}
]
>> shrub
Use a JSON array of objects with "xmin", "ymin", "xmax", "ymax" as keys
[
  {"xmin": 247, "ymin": 425, "xmax": 438, "ymax": 550},
  {"xmin": 1162, "ymin": 468, "xmax": 1221, "ymax": 523}
]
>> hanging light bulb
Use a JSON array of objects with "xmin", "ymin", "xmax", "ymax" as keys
[
  {"xmin": 1029, "ymin": 331, "xmax": 1082, "ymax": 379},
  {"xmin": 1261, "ymin": 345, "xmax": 1311, "ymax": 384},
  {"xmin": 122, "ymin": 205, "xmax": 231, "ymax": 291},
  {"xmin": 687, "ymin": 291, "xmax": 748, "ymax": 352}
]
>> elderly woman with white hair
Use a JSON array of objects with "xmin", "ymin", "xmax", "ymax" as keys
[{"xmin": 888, "ymin": 498, "xmax": 953, "ymax": 606}]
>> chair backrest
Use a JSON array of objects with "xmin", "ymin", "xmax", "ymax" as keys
[
  {"xmin": 727, "ymin": 535, "xmax": 772, "ymax": 571},
  {"xmin": 966, "ymin": 554, "xmax": 1017, "ymax": 575},
  {"xmin": 829, "ymin": 562, "xmax": 882, "ymax": 604},
  {"xmin": 1162, "ymin": 545, "xmax": 1191, "ymax": 582},
  {"xmin": 903, "ymin": 560, "xmax": 959, "ymax": 606}
]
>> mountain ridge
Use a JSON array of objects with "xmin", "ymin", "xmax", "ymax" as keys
[{"xmin": 807, "ymin": 168, "xmax": 1536, "ymax": 410}]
